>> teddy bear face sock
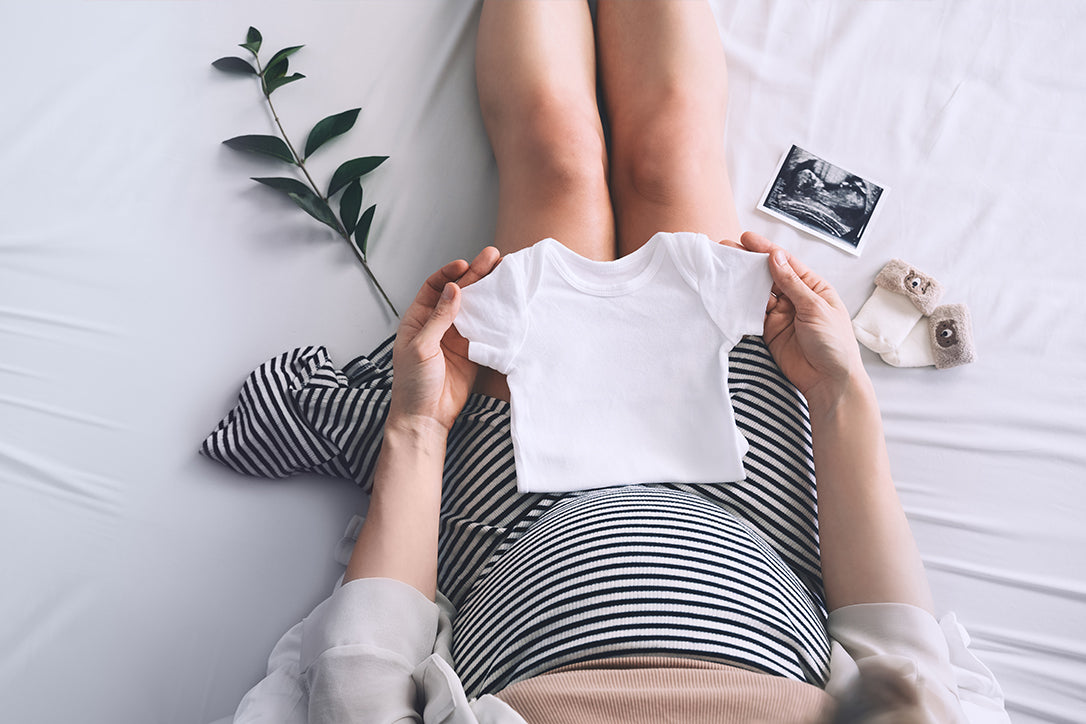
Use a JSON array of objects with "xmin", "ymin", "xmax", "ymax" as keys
[
  {"xmin": 879, "ymin": 304, "xmax": 977, "ymax": 369},
  {"xmin": 928, "ymin": 303, "xmax": 976, "ymax": 369},
  {"xmin": 854, "ymin": 260, "xmax": 976, "ymax": 371},
  {"xmin": 852, "ymin": 259, "xmax": 944, "ymax": 354}
]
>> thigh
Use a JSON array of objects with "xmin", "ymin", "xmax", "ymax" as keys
[
  {"xmin": 596, "ymin": 0, "xmax": 741, "ymax": 253},
  {"xmin": 474, "ymin": 0, "xmax": 616, "ymax": 400},
  {"xmin": 476, "ymin": 0, "xmax": 614, "ymax": 261}
]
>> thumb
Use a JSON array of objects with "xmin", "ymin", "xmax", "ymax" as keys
[
  {"xmin": 414, "ymin": 282, "xmax": 461, "ymax": 350},
  {"xmin": 769, "ymin": 250, "xmax": 820, "ymax": 312}
]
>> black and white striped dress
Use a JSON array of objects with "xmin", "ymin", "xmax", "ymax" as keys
[
  {"xmin": 451, "ymin": 485, "xmax": 828, "ymax": 695},
  {"xmin": 438, "ymin": 337, "xmax": 829, "ymax": 697},
  {"xmin": 202, "ymin": 334, "xmax": 830, "ymax": 698}
]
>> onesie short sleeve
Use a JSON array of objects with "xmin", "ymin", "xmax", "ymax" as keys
[
  {"xmin": 669, "ymin": 233, "xmax": 773, "ymax": 342},
  {"xmin": 454, "ymin": 253, "xmax": 531, "ymax": 375}
]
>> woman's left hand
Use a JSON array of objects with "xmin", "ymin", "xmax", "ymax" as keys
[
  {"xmin": 388, "ymin": 247, "xmax": 501, "ymax": 436},
  {"xmin": 737, "ymin": 232, "xmax": 865, "ymax": 407}
]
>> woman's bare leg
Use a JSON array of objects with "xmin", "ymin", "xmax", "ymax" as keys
[
  {"xmin": 474, "ymin": 0, "xmax": 614, "ymax": 399},
  {"xmin": 596, "ymin": 0, "xmax": 741, "ymax": 255},
  {"xmin": 476, "ymin": 0, "xmax": 614, "ymax": 260}
]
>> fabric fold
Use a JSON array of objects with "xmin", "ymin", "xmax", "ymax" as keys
[{"xmin": 200, "ymin": 336, "xmax": 396, "ymax": 491}]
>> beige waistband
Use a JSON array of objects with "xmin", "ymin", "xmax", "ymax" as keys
[{"xmin": 495, "ymin": 656, "xmax": 832, "ymax": 724}]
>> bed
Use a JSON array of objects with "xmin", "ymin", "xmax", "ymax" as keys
[{"xmin": 2, "ymin": 1, "xmax": 1083, "ymax": 722}]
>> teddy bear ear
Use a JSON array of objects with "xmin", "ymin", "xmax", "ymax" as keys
[{"xmin": 929, "ymin": 304, "xmax": 977, "ymax": 368}]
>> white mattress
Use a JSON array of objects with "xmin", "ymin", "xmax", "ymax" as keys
[{"xmin": 2, "ymin": 1, "xmax": 1083, "ymax": 722}]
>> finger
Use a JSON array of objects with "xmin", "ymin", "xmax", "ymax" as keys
[
  {"xmin": 739, "ymin": 231, "xmax": 775, "ymax": 253},
  {"xmin": 738, "ymin": 241, "xmax": 788, "ymax": 331},
  {"xmin": 758, "ymin": 245, "xmax": 844, "ymax": 311},
  {"xmin": 716, "ymin": 237, "xmax": 744, "ymax": 250},
  {"xmin": 738, "ymin": 232, "xmax": 784, "ymax": 296},
  {"xmin": 413, "ymin": 282, "xmax": 461, "ymax": 352},
  {"xmin": 740, "ymin": 231, "xmax": 818, "ymax": 282},
  {"xmin": 768, "ymin": 249, "xmax": 823, "ymax": 313},
  {"xmin": 412, "ymin": 259, "xmax": 470, "ymax": 311},
  {"xmin": 743, "ymin": 231, "xmax": 828, "ymax": 306},
  {"xmin": 457, "ymin": 246, "xmax": 501, "ymax": 288},
  {"xmin": 772, "ymin": 290, "xmax": 796, "ymax": 317}
]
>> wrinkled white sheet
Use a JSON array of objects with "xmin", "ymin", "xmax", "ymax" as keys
[{"xmin": 1, "ymin": 1, "xmax": 1083, "ymax": 722}]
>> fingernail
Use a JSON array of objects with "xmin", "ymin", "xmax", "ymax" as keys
[
  {"xmin": 442, "ymin": 282, "xmax": 456, "ymax": 300},
  {"xmin": 773, "ymin": 250, "xmax": 789, "ymax": 267}
]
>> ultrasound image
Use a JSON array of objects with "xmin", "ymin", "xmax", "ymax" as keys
[{"xmin": 762, "ymin": 146, "xmax": 883, "ymax": 248}]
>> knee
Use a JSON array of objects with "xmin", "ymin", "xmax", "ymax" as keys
[
  {"xmin": 482, "ymin": 86, "xmax": 608, "ymax": 192},
  {"xmin": 616, "ymin": 86, "xmax": 728, "ymax": 204},
  {"xmin": 522, "ymin": 106, "xmax": 608, "ymax": 194}
]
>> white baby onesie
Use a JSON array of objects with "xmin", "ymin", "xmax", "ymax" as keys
[{"xmin": 453, "ymin": 231, "xmax": 772, "ymax": 493}]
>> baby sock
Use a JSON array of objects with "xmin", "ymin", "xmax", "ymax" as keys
[
  {"xmin": 852, "ymin": 259, "xmax": 944, "ymax": 354},
  {"xmin": 880, "ymin": 304, "xmax": 977, "ymax": 369}
]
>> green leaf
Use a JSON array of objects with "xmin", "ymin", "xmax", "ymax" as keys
[
  {"xmin": 212, "ymin": 56, "xmax": 258, "ymax": 75},
  {"xmin": 252, "ymin": 177, "xmax": 340, "ymax": 232},
  {"xmin": 339, "ymin": 180, "xmax": 363, "ymax": 236},
  {"xmin": 353, "ymin": 204, "xmax": 376, "ymax": 258},
  {"xmin": 222, "ymin": 135, "xmax": 296, "ymax": 164},
  {"xmin": 264, "ymin": 72, "xmax": 305, "ymax": 95},
  {"xmin": 328, "ymin": 156, "xmax": 388, "ymax": 196},
  {"xmin": 264, "ymin": 45, "xmax": 304, "ymax": 74},
  {"xmin": 263, "ymin": 55, "xmax": 289, "ymax": 84},
  {"xmin": 304, "ymin": 108, "xmax": 360, "ymax": 160},
  {"xmin": 251, "ymin": 175, "xmax": 309, "ymax": 196},
  {"xmin": 261, "ymin": 53, "xmax": 305, "ymax": 94},
  {"xmin": 240, "ymin": 27, "xmax": 262, "ymax": 55}
]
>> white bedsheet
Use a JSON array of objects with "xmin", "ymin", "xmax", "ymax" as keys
[{"xmin": 1, "ymin": 1, "xmax": 1083, "ymax": 722}]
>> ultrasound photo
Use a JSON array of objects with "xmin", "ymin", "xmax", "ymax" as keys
[{"xmin": 758, "ymin": 145, "xmax": 885, "ymax": 256}]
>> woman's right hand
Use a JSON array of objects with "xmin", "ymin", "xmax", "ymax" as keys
[
  {"xmin": 739, "ymin": 232, "xmax": 867, "ymax": 407},
  {"xmin": 388, "ymin": 246, "xmax": 500, "ymax": 436}
]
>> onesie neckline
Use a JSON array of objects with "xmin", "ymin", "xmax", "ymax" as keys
[{"xmin": 541, "ymin": 234, "xmax": 669, "ymax": 296}]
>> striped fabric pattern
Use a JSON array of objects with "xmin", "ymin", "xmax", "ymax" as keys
[
  {"xmin": 436, "ymin": 337, "xmax": 824, "ymax": 620},
  {"xmin": 200, "ymin": 337, "xmax": 394, "ymax": 489},
  {"xmin": 451, "ymin": 486, "xmax": 830, "ymax": 698},
  {"xmin": 201, "ymin": 334, "xmax": 828, "ymax": 697}
]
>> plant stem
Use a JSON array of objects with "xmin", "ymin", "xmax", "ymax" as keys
[
  {"xmin": 325, "ymin": 209, "xmax": 400, "ymax": 318},
  {"xmin": 254, "ymin": 55, "xmax": 400, "ymax": 319},
  {"xmin": 350, "ymin": 246, "xmax": 400, "ymax": 318}
]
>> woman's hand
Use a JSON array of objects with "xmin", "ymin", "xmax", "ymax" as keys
[
  {"xmin": 388, "ymin": 247, "xmax": 500, "ymax": 436},
  {"xmin": 741, "ymin": 234, "xmax": 936, "ymax": 615},
  {"xmin": 739, "ymin": 232, "xmax": 865, "ymax": 407}
]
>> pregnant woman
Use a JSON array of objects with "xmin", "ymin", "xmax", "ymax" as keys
[{"xmin": 298, "ymin": 2, "xmax": 966, "ymax": 722}]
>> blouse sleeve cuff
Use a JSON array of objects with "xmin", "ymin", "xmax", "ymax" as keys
[
  {"xmin": 827, "ymin": 602, "xmax": 957, "ymax": 686},
  {"xmin": 300, "ymin": 577, "xmax": 441, "ymax": 673}
]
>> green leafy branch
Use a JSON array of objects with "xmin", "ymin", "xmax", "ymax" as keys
[{"xmin": 213, "ymin": 27, "xmax": 398, "ymax": 318}]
